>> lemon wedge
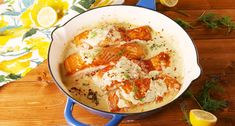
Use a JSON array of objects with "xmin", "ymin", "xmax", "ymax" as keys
[
  {"xmin": 37, "ymin": 6, "xmax": 57, "ymax": 28},
  {"xmin": 190, "ymin": 109, "xmax": 217, "ymax": 126},
  {"xmin": 160, "ymin": 0, "xmax": 178, "ymax": 7}
]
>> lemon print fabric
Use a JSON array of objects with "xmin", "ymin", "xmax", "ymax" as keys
[{"xmin": 0, "ymin": 0, "xmax": 124, "ymax": 86}]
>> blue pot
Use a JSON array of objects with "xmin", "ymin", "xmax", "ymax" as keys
[{"xmin": 48, "ymin": 0, "xmax": 201, "ymax": 125}]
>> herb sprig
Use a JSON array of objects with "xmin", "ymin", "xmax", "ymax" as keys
[
  {"xmin": 184, "ymin": 78, "xmax": 228, "ymax": 112},
  {"xmin": 199, "ymin": 12, "xmax": 235, "ymax": 33},
  {"xmin": 174, "ymin": 11, "xmax": 235, "ymax": 33},
  {"xmin": 196, "ymin": 78, "xmax": 228, "ymax": 112},
  {"xmin": 174, "ymin": 18, "xmax": 193, "ymax": 29}
]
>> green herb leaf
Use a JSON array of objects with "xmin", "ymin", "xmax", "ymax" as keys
[
  {"xmin": 175, "ymin": 18, "xmax": 193, "ymax": 29},
  {"xmin": 22, "ymin": 28, "xmax": 37, "ymax": 40},
  {"xmin": 133, "ymin": 85, "xmax": 138, "ymax": 94},
  {"xmin": 140, "ymin": 98, "xmax": 144, "ymax": 102},
  {"xmin": 124, "ymin": 74, "xmax": 130, "ymax": 79},
  {"xmin": 79, "ymin": 0, "xmax": 95, "ymax": 9},
  {"xmin": 117, "ymin": 49, "xmax": 125, "ymax": 56},
  {"xmin": 6, "ymin": 73, "xmax": 21, "ymax": 80},
  {"xmin": 150, "ymin": 43, "xmax": 163, "ymax": 50},
  {"xmin": 0, "ymin": 75, "xmax": 5, "ymax": 82},
  {"xmin": 196, "ymin": 78, "xmax": 228, "ymax": 112},
  {"xmin": 218, "ymin": 16, "xmax": 235, "ymax": 33},
  {"xmin": 71, "ymin": 5, "xmax": 85, "ymax": 13},
  {"xmin": 198, "ymin": 12, "xmax": 235, "ymax": 32},
  {"xmin": 90, "ymin": 31, "xmax": 97, "ymax": 38}
]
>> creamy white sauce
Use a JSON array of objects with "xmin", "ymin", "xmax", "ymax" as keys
[
  {"xmin": 118, "ymin": 88, "xmax": 140, "ymax": 105},
  {"xmin": 144, "ymin": 80, "xmax": 168, "ymax": 103},
  {"xmin": 79, "ymin": 47, "xmax": 100, "ymax": 64},
  {"xmin": 62, "ymin": 23, "xmax": 184, "ymax": 113},
  {"xmin": 84, "ymin": 28, "xmax": 110, "ymax": 47},
  {"xmin": 102, "ymin": 56, "xmax": 144, "ymax": 86}
]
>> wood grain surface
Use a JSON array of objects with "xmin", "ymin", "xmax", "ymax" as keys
[{"xmin": 1, "ymin": 0, "xmax": 235, "ymax": 125}]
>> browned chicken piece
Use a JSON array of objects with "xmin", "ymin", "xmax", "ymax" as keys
[{"xmin": 126, "ymin": 26, "xmax": 152, "ymax": 41}]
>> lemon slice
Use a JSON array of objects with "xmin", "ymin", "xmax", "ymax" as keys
[
  {"xmin": 37, "ymin": 6, "xmax": 57, "ymax": 28},
  {"xmin": 160, "ymin": 0, "xmax": 178, "ymax": 7},
  {"xmin": 190, "ymin": 109, "xmax": 217, "ymax": 126}
]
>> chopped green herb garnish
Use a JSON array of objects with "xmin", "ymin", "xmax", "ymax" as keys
[
  {"xmin": 175, "ymin": 18, "xmax": 193, "ymax": 29},
  {"xmin": 124, "ymin": 74, "xmax": 130, "ymax": 79},
  {"xmin": 150, "ymin": 43, "xmax": 163, "ymax": 50},
  {"xmin": 90, "ymin": 31, "xmax": 97, "ymax": 38},
  {"xmin": 133, "ymin": 85, "xmax": 138, "ymax": 94},
  {"xmin": 117, "ymin": 49, "xmax": 125, "ymax": 56},
  {"xmin": 140, "ymin": 98, "xmax": 144, "ymax": 102}
]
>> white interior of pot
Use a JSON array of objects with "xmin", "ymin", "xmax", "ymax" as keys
[{"xmin": 49, "ymin": 5, "xmax": 201, "ymax": 110}]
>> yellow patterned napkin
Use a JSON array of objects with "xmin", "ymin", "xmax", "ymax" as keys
[{"xmin": 0, "ymin": 0, "xmax": 124, "ymax": 86}]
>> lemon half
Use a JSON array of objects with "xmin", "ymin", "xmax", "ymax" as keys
[
  {"xmin": 37, "ymin": 6, "xmax": 57, "ymax": 28},
  {"xmin": 160, "ymin": 0, "xmax": 178, "ymax": 7},
  {"xmin": 190, "ymin": 109, "xmax": 217, "ymax": 126}
]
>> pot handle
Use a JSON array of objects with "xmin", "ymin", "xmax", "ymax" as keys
[
  {"xmin": 136, "ymin": 0, "xmax": 156, "ymax": 10},
  {"xmin": 64, "ymin": 98, "xmax": 125, "ymax": 126}
]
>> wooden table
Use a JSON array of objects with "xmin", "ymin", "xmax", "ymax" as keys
[{"xmin": 1, "ymin": 0, "xmax": 235, "ymax": 125}]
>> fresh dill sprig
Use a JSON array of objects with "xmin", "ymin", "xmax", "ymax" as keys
[
  {"xmin": 196, "ymin": 78, "xmax": 228, "ymax": 112},
  {"xmin": 183, "ymin": 78, "xmax": 228, "ymax": 112},
  {"xmin": 175, "ymin": 18, "xmax": 193, "ymax": 29},
  {"xmin": 198, "ymin": 12, "xmax": 235, "ymax": 33}
]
